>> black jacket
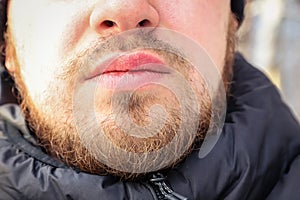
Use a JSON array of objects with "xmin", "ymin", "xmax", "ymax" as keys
[{"xmin": 0, "ymin": 54, "xmax": 300, "ymax": 200}]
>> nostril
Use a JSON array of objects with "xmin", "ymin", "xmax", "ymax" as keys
[
  {"xmin": 102, "ymin": 20, "xmax": 115, "ymax": 28},
  {"xmin": 138, "ymin": 19, "xmax": 151, "ymax": 27}
]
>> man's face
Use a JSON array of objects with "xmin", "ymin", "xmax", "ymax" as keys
[{"xmin": 5, "ymin": 0, "xmax": 234, "ymax": 178}]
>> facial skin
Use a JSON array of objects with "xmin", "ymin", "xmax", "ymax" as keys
[{"xmin": 5, "ymin": 0, "xmax": 236, "ymax": 178}]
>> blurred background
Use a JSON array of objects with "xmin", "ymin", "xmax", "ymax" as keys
[{"xmin": 237, "ymin": 0, "xmax": 300, "ymax": 121}]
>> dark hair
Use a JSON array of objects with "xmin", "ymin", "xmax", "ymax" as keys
[
  {"xmin": 0, "ymin": 0, "xmax": 8, "ymax": 67},
  {"xmin": 231, "ymin": 0, "xmax": 245, "ymax": 24}
]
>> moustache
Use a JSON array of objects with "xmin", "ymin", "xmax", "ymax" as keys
[{"xmin": 58, "ymin": 28, "xmax": 187, "ymax": 83}]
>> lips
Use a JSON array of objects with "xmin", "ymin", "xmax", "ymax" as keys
[{"xmin": 87, "ymin": 52, "xmax": 170, "ymax": 90}]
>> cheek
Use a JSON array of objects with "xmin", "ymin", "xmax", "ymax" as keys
[
  {"xmin": 158, "ymin": 1, "xmax": 230, "ymax": 70},
  {"xmin": 8, "ymin": 1, "xmax": 88, "ymax": 102}
]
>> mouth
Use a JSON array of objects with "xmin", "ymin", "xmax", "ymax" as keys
[{"xmin": 86, "ymin": 51, "xmax": 171, "ymax": 90}]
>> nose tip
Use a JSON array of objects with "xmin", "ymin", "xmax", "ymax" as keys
[{"xmin": 90, "ymin": 1, "xmax": 159, "ymax": 35}]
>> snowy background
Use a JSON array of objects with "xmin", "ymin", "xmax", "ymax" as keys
[{"xmin": 238, "ymin": 0, "xmax": 300, "ymax": 120}]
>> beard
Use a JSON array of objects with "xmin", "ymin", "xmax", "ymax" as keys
[{"xmin": 5, "ymin": 16, "xmax": 236, "ymax": 180}]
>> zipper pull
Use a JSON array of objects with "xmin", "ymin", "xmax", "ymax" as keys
[{"xmin": 149, "ymin": 173, "xmax": 188, "ymax": 200}]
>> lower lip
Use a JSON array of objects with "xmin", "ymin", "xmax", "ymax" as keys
[{"xmin": 91, "ymin": 69, "xmax": 167, "ymax": 91}]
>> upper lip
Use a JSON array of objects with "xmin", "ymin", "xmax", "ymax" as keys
[{"xmin": 87, "ymin": 52, "xmax": 169, "ymax": 80}]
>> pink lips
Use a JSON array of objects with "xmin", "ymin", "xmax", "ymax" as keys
[{"xmin": 87, "ymin": 52, "xmax": 169, "ymax": 90}]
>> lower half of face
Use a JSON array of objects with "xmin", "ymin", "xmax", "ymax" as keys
[
  {"xmin": 6, "ymin": 10, "xmax": 236, "ymax": 179},
  {"xmin": 11, "ymin": 46, "xmax": 216, "ymax": 178}
]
